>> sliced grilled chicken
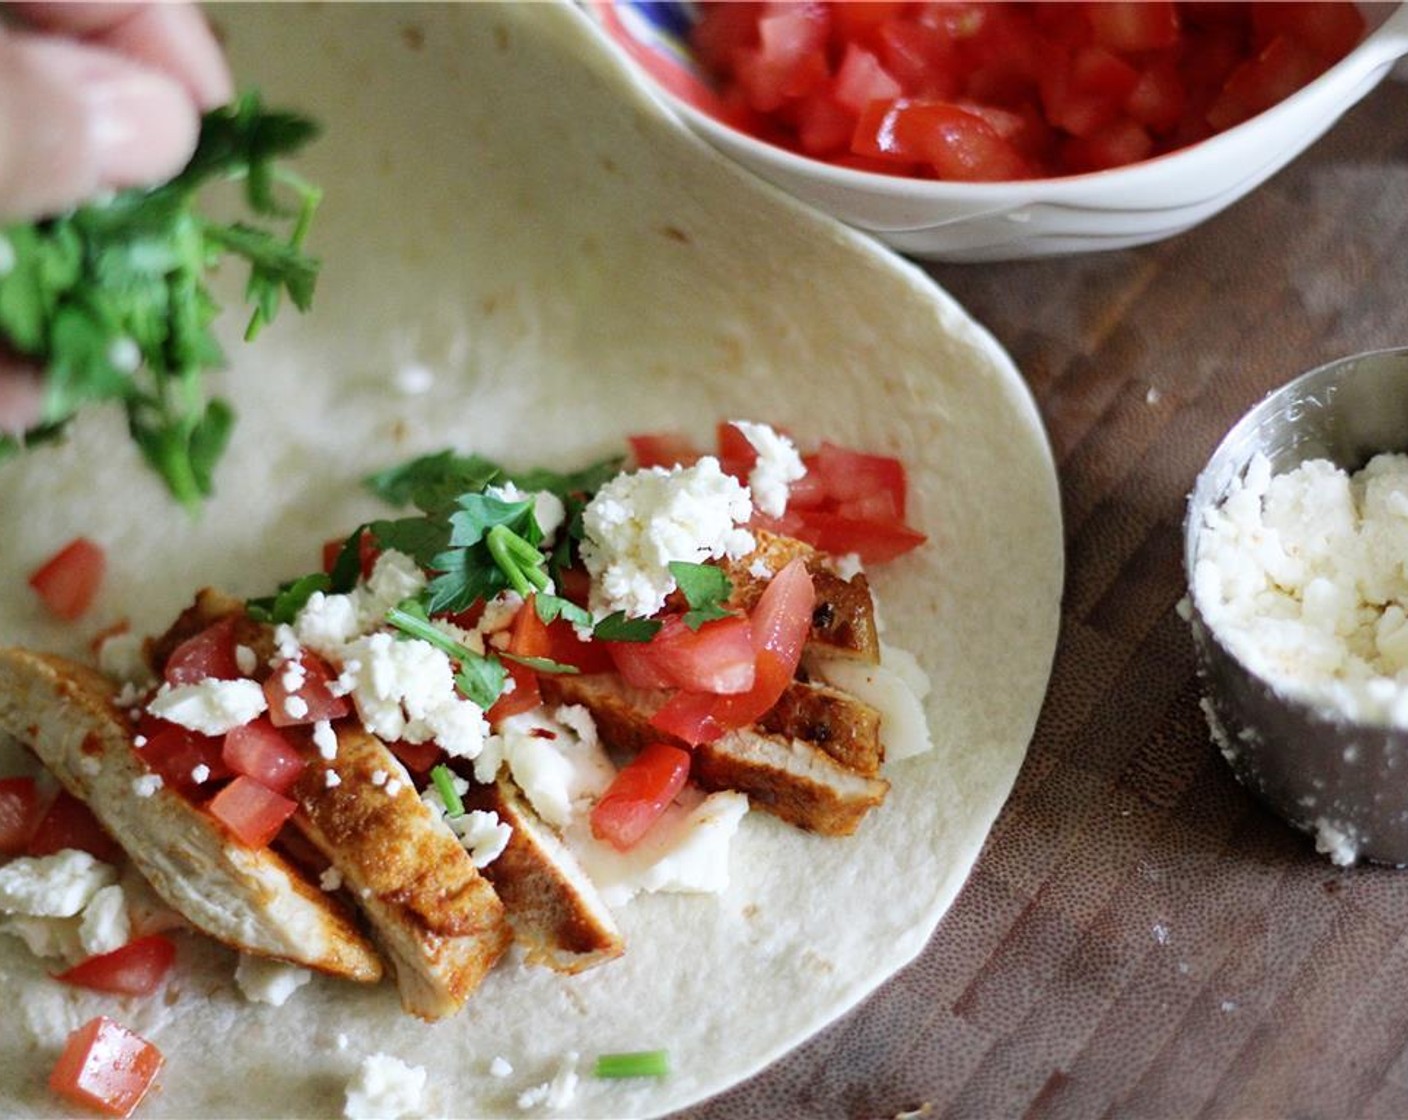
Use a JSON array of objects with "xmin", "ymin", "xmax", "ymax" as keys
[
  {"xmin": 756, "ymin": 678, "xmax": 883, "ymax": 776},
  {"xmin": 717, "ymin": 531, "xmax": 881, "ymax": 663},
  {"xmin": 0, "ymin": 648, "xmax": 383, "ymax": 981},
  {"xmin": 288, "ymin": 725, "xmax": 512, "ymax": 1020},
  {"xmin": 463, "ymin": 777, "xmax": 624, "ymax": 974},
  {"xmin": 544, "ymin": 674, "xmax": 889, "ymax": 836}
]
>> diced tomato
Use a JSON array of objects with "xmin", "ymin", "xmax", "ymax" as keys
[
  {"xmin": 134, "ymin": 716, "xmax": 231, "ymax": 797},
  {"xmin": 852, "ymin": 98, "xmax": 1032, "ymax": 180},
  {"xmin": 1125, "ymin": 58, "xmax": 1186, "ymax": 134},
  {"xmin": 876, "ymin": 17, "xmax": 962, "ymax": 97},
  {"xmin": 222, "ymin": 718, "xmax": 306, "ymax": 795},
  {"xmin": 542, "ymin": 616, "xmax": 614, "ymax": 674},
  {"xmin": 389, "ymin": 740, "xmax": 442, "ymax": 774},
  {"xmin": 207, "ymin": 776, "xmax": 297, "ymax": 848},
  {"xmin": 1205, "ymin": 33, "xmax": 1327, "ymax": 131},
  {"xmin": 1063, "ymin": 116, "xmax": 1154, "ymax": 174},
  {"xmin": 691, "ymin": 1, "xmax": 761, "ymax": 72},
  {"xmin": 49, "ymin": 1016, "xmax": 163, "ymax": 1119},
  {"xmin": 1251, "ymin": 2, "xmax": 1365, "ymax": 63},
  {"xmin": 28, "ymin": 537, "xmax": 105, "ymax": 622},
  {"xmin": 734, "ymin": 4, "xmax": 831, "ymax": 112},
  {"xmin": 264, "ymin": 651, "xmax": 350, "ymax": 727},
  {"xmin": 487, "ymin": 596, "xmax": 554, "ymax": 722},
  {"xmin": 828, "ymin": 1, "xmax": 909, "ymax": 49},
  {"xmin": 0, "ymin": 776, "xmax": 43, "ymax": 855},
  {"xmin": 27, "ymin": 789, "xmax": 124, "ymax": 864},
  {"xmin": 793, "ymin": 509, "xmax": 928, "ymax": 564},
  {"xmin": 54, "ymin": 935, "xmax": 177, "ymax": 997},
  {"xmin": 651, "ymin": 558, "xmax": 814, "ymax": 744},
  {"xmin": 1087, "ymin": 1, "xmax": 1180, "ymax": 53},
  {"xmin": 812, "ymin": 442, "xmax": 910, "ymax": 517},
  {"xmin": 831, "ymin": 42, "xmax": 903, "ymax": 115},
  {"xmin": 628, "ymin": 431, "xmax": 702, "ymax": 470},
  {"xmin": 163, "ymin": 616, "xmax": 241, "ymax": 685},
  {"xmin": 611, "ymin": 614, "xmax": 757, "ymax": 695},
  {"xmin": 590, "ymin": 743, "xmax": 692, "ymax": 851}
]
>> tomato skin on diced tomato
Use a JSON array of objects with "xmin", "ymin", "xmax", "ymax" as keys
[
  {"xmin": 207, "ymin": 775, "xmax": 298, "ymax": 848},
  {"xmin": 609, "ymin": 614, "xmax": 757, "ymax": 696},
  {"xmin": 0, "ymin": 776, "xmax": 43, "ymax": 855},
  {"xmin": 264, "ymin": 651, "xmax": 350, "ymax": 727},
  {"xmin": 590, "ymin": 742, "xmax": 692, "ymax": 851},
  {"xmin": 28, "ymin": 537, "xmax": 106, "ymax": 622},
  {"xmin": 163, "ymin": 616, "xmax": 242, "ymax": 685},
  {"xmin": 222, "ymin": 718, "xmax": 306, "ymax": 795},
  {"xmin": 134, "ymin": 716, "xmax": 231, "ymax": 797},
  {"xmin": 685, "ymin": 1, "xmax": 1366, "ymax": 179},
  {"xmin": 54, "ymin": 935, "xmax": 177, "ymax": 997},
  {"xmin": 49, "ymin": 1016, "xmax": 164, "ymax": 1119}
]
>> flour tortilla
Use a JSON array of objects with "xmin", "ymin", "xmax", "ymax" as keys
[{"xmin": 0, "ymin": 4, "xmax": 1061, "ymax": 1116}]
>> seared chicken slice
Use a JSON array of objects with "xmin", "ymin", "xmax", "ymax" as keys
[
  {"xmin": 717, "ymin": 531, "xmax": 881, "ymax": 663},
  {"xmin": 0, "ymin": 648, "xmax": 382, "ymax": 980},
  {"xmin": 463, "ymin": 777, "xmax": 624, "ymax": 974},
  {"xmin": 757, "ymin": 678, "xmax": 883, "ymax": 776},
  {"xmin": 288, "ymin": 725, "xmax": 512, "ymax": 1020},
  {"xmin": 544, "ymin": 674, "xmax": 889, "ymax": 836}
]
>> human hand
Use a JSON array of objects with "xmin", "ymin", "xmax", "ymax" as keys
[{"xmin": 0, "ymin": 2, "xmax": 232, "ymax": 435}]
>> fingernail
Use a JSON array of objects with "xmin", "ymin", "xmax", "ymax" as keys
[{"xmin": 79, "ymin": 63, "xmax": 200, "ymax": 188}]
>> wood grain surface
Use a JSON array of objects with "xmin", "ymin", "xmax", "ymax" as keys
[{"xmin": 680, "ymin": 74, "xmax": 1408, "ymax": 1120}]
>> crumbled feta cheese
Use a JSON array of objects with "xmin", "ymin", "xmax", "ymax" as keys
[
  {"xmin": 370, "ymin": 769, "xmax": 388, "ymax": 788},
  {"xmin": 517, "ymin": 1052, "xmax": 579, "ymax": 1113},
  {"xmin": 489, "ymin": 1056, "xmax": 513, "ymax": 1079},
  {"xmin": 78, "ymin": 884, "xmax": 130, "ymax": 957},
  {"xmin": 319, "ymin": 866, "xmax": 344, "ymax": 892},
  {"xmin": 457, "ymin": 810, "xmax": 512, "ymax": 869},
  {"xmin": 0, "ymin": 850, "xmax": 117, "ymax": 918},
  {"xmin": 132, "ymin": 774, "xmax": 164, "ymax": 798},
  {"xmin": 146, "ymin": 678, "xmax": 267, "ymax": 735},
  {"xmin": 235, "ymin": 644, "xmax": 258, "ymax": 676},
  {"xmin": 132, "ymin": 734, "xmax": 148, "ymax": 748},
  {"xmin": 344, "ymin": 1053, "xmax": 427, "ymax": 1120},
  {"xmin": 730, "ymin": 420, "xmax": 806, "ymax": 519},
  {"xmin": 191, "ymin": 763, "xmax": 211, "ymax": 785},
  {"xmin": 284, "ymin": 695, "xmax": 310, "ymax": 720},
  {"xmin": 359, "ymin": 551, "xmax": 428, "ymax": 622},
  {"xmin": 325, "ymin": 770, "xmax": 343, "ymax": 789},
  {"xmin": 580, "ymin": 456, "xmax": 754, "ymax": 618},
  {"xmin": 77, "ymin": 756, "xmax": 102, "ymax": 777},
  {"xmin": 294, "ymin": 591, "xmax": 363, "ymax": 652},
  {"xmin": 313, "ymin": 719, "xmax": 339, "ymax": 760},
  {"xmin": 569, "ymin": 790, "xmax": 750, "ymax": 907},
  {"xmin": 235, "ymin": 954, "xmax": 313, "ymax": 1006},
  {"xmin": 385, "ymin": 779, "xmax": 404, "ymax": 798},
  {"xmin": 498, "ymin": 707, "xmax": 614, "ymax": 828},
  {"xmin": 1, "ymin": 914, "xmax": 84, "ymax": 961}
]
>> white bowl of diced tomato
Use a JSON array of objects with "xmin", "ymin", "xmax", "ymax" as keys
[{"xmin": 590, "ymin": 1, "xmax": 1408, "ymax": 261}]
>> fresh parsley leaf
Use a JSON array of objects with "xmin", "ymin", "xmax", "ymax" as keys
[
  {"xmin": 0, "ymin": 90, "xmax": 321, "ymax": 508},
  {"xmin": 364, "ymin": 450, "xmax": 503, "ymax": 515},
  {"xmin": 669, "ymin": 561, "xmax": 734, "ymax": 630},
  {"xmin": 592, "ymin": 611, "xmax": 662, "ymax": 642},
  {"xmin": 246, "ymin": 571, "xmax": 333, "ymax": 625},
  {"xmin": 455, "ymin": 654, "xmax": 509, "ymax": 711},
  {"xmin": 534, "ymin": 592, "xmax": 593, "ymax": 630},
  {"xmin": 501, "ymin": 652, "xmax": 580, "ymax": 676}
]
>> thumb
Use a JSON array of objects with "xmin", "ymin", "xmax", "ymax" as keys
[{"xmin": 0, "ymin": 32, "xmax": 199, "ymax": 222}]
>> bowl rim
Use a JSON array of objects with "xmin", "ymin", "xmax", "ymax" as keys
[{"xmin": 591, "ymin": 0, "xmax": 1408, "ymax": 199}]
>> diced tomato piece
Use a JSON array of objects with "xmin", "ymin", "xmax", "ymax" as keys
[
  {"xmin": 610, "ymin": 614, "xmax": 757, "ymax": 695},
  {"xmin": 1087, "ymin": 1, "xmax": 1181, "ymax": 53},
  {"xmin": 487, "ymin": 595, "xmax": 554, "ymax": 722},
  {"xmin": 651, "ymin": 558, "xmax": 814, "ymax": 744},
  {"xmin": 876, "ymin": 17, "xmax": 963, "ymax": 98},
  {"xmin": 831, "ymin": 42, "xmax": 903, "ymax": 115},
  {"xmin": 607, "ymin": 636, "xmax": 679, "ymax": 691},
  {"xmin": 590, "ymin": 743, "xmax": 692, "ymax": 851},
  {"xmin": 135, "ymin": 716, "xmax": 231, "ymax": 796},
  {"xmin": 1206, "ymin": 33, "xmax": 1326, "ymax": 130},
  {"xmin": 852, "ymin": 98, "xmax": 1032, "ymax": 180},
  {"xmin": 1063, "ymin": 115, "xmax": 1154, "ymax": 173},
  {"xmin": 543, "ymin": 617, "xmax": 614, "ymax": 674},
  {"xmin": 813, "ymin": 442, "xmax": 910, "ymax": 516},
  {"xmin": 0, "ymin": 776, "xmax": 43, "ymax": 855},
  {"xmin": 389, "ymin": 740, "xmax": 442, "ymax": 774},
  {"xmin": 50, "ymin": 1017, "xmax": 163, "ymax": 1119},
  {"xmin": 735, "ymin": 3, "xmax": 831, "ymax": 111},
  {"xmin": 1251, "ymin": 2, "xmax": 1365, "ymax": 63},
  {"xmin": 264, "ymin": 651, "xmax": 350, "ymax": 727},
  {"xmin": 207, "ymin": 776, "xmax": 297, "ymax": 848},
  {"xmin": 222, "ymin": 718, "xmax": 306, "ymax": 795},
  {"xmin": 486, "ymin": 663, "xmax": 542, "ymax": 723},
  {"xmin": 828, "ymin": 1, "xmax": 910, "ymax": 49},
  {"xmin": 794, "ymin": 510, "xmax": 928, "ymax": 564},
  {"xmin": 28, "ymin": 537, "xmax": 105, "ymax": 622},
  {"xmin": 1125, "ymin": 58, "xmax": 1186, "ymax": 134},
  {"xmin": 163, "ymin": 616, "xmax": 241, "ymax": 685},
  {"xmin": 628, "ymin": 431, "xmax": 702, "ymax": 470},
  {"xmin": 691, "ymin": 1, "xmax": 761, "ymax": 72},
  {"xmin": 27, "ymin": 789, "xmax": 124, "ymax": 864},
  {"xmin": 54, "ymin": 935, "xmax": 177, "ymax": 997}
]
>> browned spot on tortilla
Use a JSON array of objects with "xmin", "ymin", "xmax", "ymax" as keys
[
  {"xmin": 600, "ymin": 154, "xmax": 619, "ymax": 175},
  {"xmin": 390, "ymin": 419, "xmax": 409, "ymax": 445},
  {"xmin": 400, "ymin": 24, "xmax": 425, "ymax": 50},
  {"xmin": 493, "ymin": 24, "xmax": 510, "ymax": 51},
  {"xmin": 660, "ymin": 225, "xmax": 691, "ymax": 244}
]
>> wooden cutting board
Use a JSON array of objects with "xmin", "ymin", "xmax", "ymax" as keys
[{"xmin": 682, "ymin": 76, "xmax": 1408, "ymax": 1120}]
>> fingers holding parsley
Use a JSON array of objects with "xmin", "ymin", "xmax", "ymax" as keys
[{"xmin": 0, "ymin": 4, "xmax": 320, "ymax": 508}]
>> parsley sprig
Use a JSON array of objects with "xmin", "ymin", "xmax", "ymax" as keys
[{"xmin": 0, "ymin": 91, "xmax": 321, "ymax": 508}]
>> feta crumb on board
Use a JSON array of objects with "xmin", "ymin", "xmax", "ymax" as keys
[
  {"xmin": 1193, "ymin": 451, "xmax": 1408, "ymax": 726},
  {"xmin": 580, "ymin": 456, "xmax": 754, "ymax": 619},
  {"xmin": 344, "ymin": 1053, "xmax": 428, "ymax": 1120},
  {"xmin": 235, "ymin": 954, "xmax": 313, "ymax": 1007}
]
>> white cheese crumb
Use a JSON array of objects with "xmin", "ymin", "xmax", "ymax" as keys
[
  {"xmin": 235, "ymin": 954, "xmax": 313, "ymax": 1007},
  {"xmin": 0, "ymin": 850, "xmax": 118, "ymax": 918},
  {"xmin": 370, "ymin": 769, "xmax": 388, "ymax": 788},
  {"xmin": 325, "ymin": 770, "xmax": 343, "ymax": 789},
  {"xmin": 131, "ymin": 774, "xmax": 164, "ymax": 799},
  {"xmin": 344, "ymin": 1053, "xmax": 427, "ymax": 1120},
  {"xmin": 580, "ymin": 456, "xmax": 754, "ymax": 619},
  {"xmin": 319, "ymin": 866, "xmax": 344, "ymax": 892},
  {"xmin": 730, "ymin": 419, "xmax": 806, "ymax": 519},
  {"xmin": 313, "ymin": 719, "xmax": 339, "ymax": 760},
  {"xmin": 489, "ymin": 1056, "xmax": 513, "ymax": 1078},
  {"xmin": 486, "ymin": 482, "xmax": 568, "ymax": 543},
  {"xmin": 235, "ymin": 644, "xmax": 258, "ymax": 675},
  {"xmin": 458, "ymin": 810, "xmax": 512, "ymax": 869},
  {"xmin": 498, "ymin": 708, "xmax": 614, "ymax": 828},
  {"xmin": 385, "ymin": 779, "xmax": 404, "ymax": 798},
  {"xmin": 810, "ymin": 644, "xmax": 933, "ymax": 763},
  {"xmin": 132, "ymin": 734, "xmax": 148, "ymax": 749},
  {"xmin": 284, "ymin": 695, "xmax": 310, "ymax": 720},
  {"xmin": 191, "ymin": 764, "xmax": 211, "ymax": 785},
  {"xmin": 146, "ymin": 678, "xmax": 267, "ymax": 735},
  {"xmin": 78, "ymin": 884, "xmax": 130, "ymax": 957},
  {"xmin": 77, "ymin": 756, "xmax": 102, "ymax": 777}
]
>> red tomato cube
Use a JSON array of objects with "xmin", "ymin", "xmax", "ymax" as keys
[
  {"xmin": 28, "ymin": 537, "xmax": 106, "ymax": 621},
  {"xmin": 590, "ymin": 743, "xmax": 692, "ymax": 851},
  {"xmin": 208, "ymin": 776, "xmax": 298, "ymax": 848},
  {"xmin": 27, "ymin": 789, "xmax": 125, "ymax": 864},
  {"xmin": 54, "ymin": 935, "xmax": 177, "ymax": 997},
  {"xmin": 49, "ymin": 1017, "xmax": 164, "ymax": 1118},
  {"xmin": 222, "ymin": 719, "xmax": 307, "ymax": 795},
  {"xmin": 163, "ymin": 615, "xmax": 242, "ymax": 684},
  {"xmin": 264, "ymin": 652, "xmax": 350, "ymax": 727}
]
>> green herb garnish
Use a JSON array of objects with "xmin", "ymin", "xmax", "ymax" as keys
[
  {"xmin": 0, "ymin": 91, "xmax": 321, "ymax": 508},
  {"xmin": 669, "ymin": 561, "xmax": 734, "ymax": 630},
  {"xmin": 593, "ymin": 1050, "xmax": 670, "ymax": 1079},
  {"xmin": 429, "ymin": 763, "xmax": 465, "ymax": 818},
  {"xmin": 384, "ymin": 599, "xmax": 507, "ymax": 709}
]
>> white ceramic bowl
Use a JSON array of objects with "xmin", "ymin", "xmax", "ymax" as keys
[{"xmin": 590, "ymin": 2, "xmax": 1408, "ymax": 262}]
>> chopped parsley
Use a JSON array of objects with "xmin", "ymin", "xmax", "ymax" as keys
[{"xmin": 0, "ymin": 91, "xmax": 321, "ymax": 508}]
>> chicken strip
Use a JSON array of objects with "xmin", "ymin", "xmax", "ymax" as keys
[
  {"xmin": 288, "ymin": 725, "xmax": 512, "ymax": 1020},
  {"xmin": 0, "ymin": 648, "xmax": 382, "ymax": 980}
]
